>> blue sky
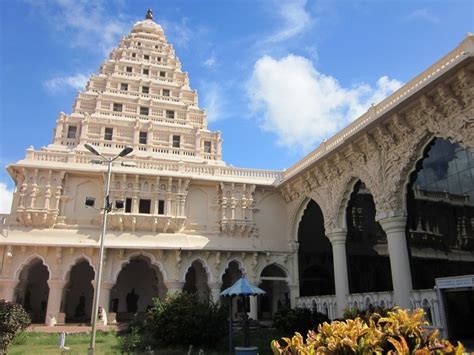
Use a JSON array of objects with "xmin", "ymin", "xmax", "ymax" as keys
[{"xmin": 0, "ymin": 0, "xmax": 472, "ymax": 212}]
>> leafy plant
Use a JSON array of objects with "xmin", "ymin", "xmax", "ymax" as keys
[
  {"xmin": 271, "ymin": 308, "xmax": 464, "ymax": 354},
  {"xmin": 0, "ymin": 299, "xmax": 31, "ymax": 354}
]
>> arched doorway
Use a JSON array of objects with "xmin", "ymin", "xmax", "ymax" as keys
[
  {"xmin": 221, "ymin": 261, "xmax": 244, "ymax": 317},
  {"xmin": 64, "ymin": 260, "xmax": 95, "ymax": 323},
  {"xmin": 183, "ymin": 260, "xmax": 210, "ymax": 299},
  {"xmin": 406, "ymin": 137, "xmax": 474, "ymax": 341},
  {"xmin": 258, "ymin": 264, "xmax": 290, "ymax": 319},
  {"xmin": 345, "ymin": 181, "xmax": 393, "ymax": 293},
  {"xmin": 297, "ymin": 200, "xmax": 335, "ymax": 296},
  {"xmin": 111, "ymin": 255, "xmax": 166, "ymax": 321},
  {"xmin": 406, "ymin": 138, "xmax": 474, "ymax": 288},
  {"xmin": 15, "ymin": 258, "xmax": 49, "ymax": 323}
]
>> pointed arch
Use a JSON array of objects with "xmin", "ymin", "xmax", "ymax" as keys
[
  {"xmin": 14, "ymin": 254, "xmax": 51, "ymax": 281},
  {"xmin": 62, "ymin": 254, "xmax": 96, "ymax": 281},
  {"xmin": 180, "ymin": 258, "xmax": 213, "ymax": 283},
  {"xmin": 113, "ymin": 251, "xmax": 168, "ymax": 283},
  {"xmin": 219, "ymin": 258, "xmax": 247, "ymax": 281}
]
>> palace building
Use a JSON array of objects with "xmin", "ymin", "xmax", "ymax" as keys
[{"xmin": 0, "ymin": 10, "xmax": 473, "ymax": 341}]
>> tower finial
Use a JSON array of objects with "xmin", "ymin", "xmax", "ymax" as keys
[{"xmin": 146, "ymin": 8, "xmax": 153, "ymax": 20}]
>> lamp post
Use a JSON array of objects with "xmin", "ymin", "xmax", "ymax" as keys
[{"xmin": 84, "ymin": 144, "xmax": 133, "ymax": 354}]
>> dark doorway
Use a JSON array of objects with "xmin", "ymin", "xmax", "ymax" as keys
[{"xmin": 443, "ymin": 289, "xmax": 474, "ymax": 341}]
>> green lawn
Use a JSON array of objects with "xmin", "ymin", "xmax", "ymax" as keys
[{"xmin": 8, "ymin": 328, "xmax": 283, "ymax": 354}]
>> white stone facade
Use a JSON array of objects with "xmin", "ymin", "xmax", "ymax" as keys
[{"xmin": 1, "ymin": 10, "xmax": 473, "ymax": 338}]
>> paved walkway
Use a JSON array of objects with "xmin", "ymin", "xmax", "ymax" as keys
[{"xmin": 27, "ymin": 324, "xmax": 120, "ymax": 333}]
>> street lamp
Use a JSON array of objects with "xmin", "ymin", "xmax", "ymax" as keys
[{"xmin": 84, "ymin": 144, "xmax": 133, "ymax": 354}]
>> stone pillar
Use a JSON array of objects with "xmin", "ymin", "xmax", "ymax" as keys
[
  {"xmin": 327, "ymin": 231, "xmax": 350, "ymax": 318},
  {"xmin": 99, "ymin": 281, "xmax": 115, "ymax": 325},
  {"xmin": 165, "ymin": 281, "xmax": 184, "ymax": 295},
  {"xmin": 0, "ymin": 279, "xmax": 18, "ymax": 302},
  {"xmin": 45, "ymin": 280, "xmax": 67, "ymax": 326},
  {"xmin": 288, "ymin": 284, "xmax": 299, "ymax": 308},
  {"xmin": 249, "ymin": 295, "xmax": 258, "ymax": 320},
  {"xmin": 379, "ymin": 216, "xmax": 413, "ymax": 309},
  {"xmin": 209, "ymin": 282, "xmax": 223, "ymax": 303}
]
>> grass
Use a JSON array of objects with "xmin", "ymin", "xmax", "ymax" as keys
[
  {"xmin": 9, "ymin": 331, "xmax": 120, "ymax": 354},
  {"xmin": 8, "ymin": 328, "xmax": 283, "ymax": 355}
]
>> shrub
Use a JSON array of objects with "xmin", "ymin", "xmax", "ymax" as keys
[
  {"xmin": 343, "ymin": 305, "xmax": 393, "ymax": 323},
  {"xmin": 0, "ymin": 299, "xmax": 31, "ymax": 354},
  {"xmin": 271, "ymin": 308, "xmax": 464, "ymax": 354},
  {"xmin": 273, "ymin": 307, "xmax": 329, "ymax": 337},
  {"xmin": 145, "ymin": 292, "xmax": 227, "ymax": 348}
]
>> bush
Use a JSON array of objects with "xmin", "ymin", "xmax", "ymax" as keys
[
  {"xmin": 271, "ymin": 308, "xmax": 464, "ymax": 354},
  {"xmin": 343, "ymin": 305, "xmax": 393, "ymax": 323},
  {"xmin": 0, "ymin": 299, "xmax": 31, "ymax": 354},
  {"xmin": 273, "ymin": 307, "xmax": 329, "ymax": 337},
  {"xmin": 147, "ymin": 292, "xmax": 227, "ymax": 347}
]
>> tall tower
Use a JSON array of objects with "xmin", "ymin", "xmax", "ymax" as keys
[{"xmin": 51, "ymin": 9, "xmax": 223, "ymax": 164}]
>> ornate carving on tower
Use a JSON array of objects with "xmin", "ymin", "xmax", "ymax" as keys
[{"xmin": 218, "ymin": 182, "xmax": 257, "ymax": 237}]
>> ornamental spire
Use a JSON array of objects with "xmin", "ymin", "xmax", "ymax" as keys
[{"xmin": 146, "ymin": 8, "xmax": 153, "ymax": 20}]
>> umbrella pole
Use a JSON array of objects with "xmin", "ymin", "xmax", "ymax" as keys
[{"xmin": 229, "ymin": 296, "xmax": 232, "ymax": 355}]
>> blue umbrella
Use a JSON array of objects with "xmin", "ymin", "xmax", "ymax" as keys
[
  {"xmin": 220, "ymin": 276, "xmax": 266, "ymax": 352},
  {"xmin": 220, "ymin": 276, "xmax": 266, "ymax": 297}
]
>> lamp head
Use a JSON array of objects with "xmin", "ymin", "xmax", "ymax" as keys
[
  {"xmin": 84, "ymin": 144, "xmax": 101, "ymax": 156},
  {"xmin": 119, "ymin": 146, "xmax": 133, "ymax": 157}
]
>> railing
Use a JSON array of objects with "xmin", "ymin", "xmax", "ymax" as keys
[
  {"xmin": 22, "ymin": 149, "xmax": 283, "ymax": 183},
  {"xmin": 296, "ymin": 295, "xmax": 337, "ymax": 319},
  {"xmin": 283, "ymin": 35, "xmax": 473, "ymax": 182}
]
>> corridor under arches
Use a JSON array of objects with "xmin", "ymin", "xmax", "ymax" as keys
[
  {"xmin": 64, "ymin": 260, "xmax": 94, "ymax": 323},
  {"xmin": 14, "ymin": 258, "xmax": 49, "ymax": 323},
  {"xmin": 111, "ymin": 255, "xmax": 166, "ymax": 321},
  {"xmin": 258, "ymin": 264, "xmax": 290, "ymax": 319},
  {"xmin": 183, "ymin": 260, "xmax": 210, "ymax": 299}
]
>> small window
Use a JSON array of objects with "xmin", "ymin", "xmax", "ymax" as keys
[
  {"xmin": 125, "ymin": 198, "xmax": 132, "ymax": 213},
  {"xmin": 137, "ymin": 42, "xmax": 141, "ymax": 46},
  {"xmin": 120, "ymin": 83, "xmax": 128, "ymax": 91},
  {"xmin": 67, "ymin": 125, "xmax": 77, "ymax": 139},
  {"xmin": 144, "ymin": 55, "xmax": 150, "ymax": 60},
  {"xmin": 155, "ymin": 45, "xmax": 159, "ymax": 49},
  {"xmin": 162, "ymin": 89, "xmax": 170, "ymax": 97},
  {"xmin": 142, "ymin": 86, "xmax": 149, "ymax": 94},
  {"xmin": 172, "ymin": 135, "xmax": 180, "ymax": 148},
  {"xmin": 113, "ymin": 103, "xmax": 123, "ymax": 112},
  {"xmin": 139, "ymin": 131, "xmax": 147, "ymax": 144},
  {"xmin": 166, "ymin": 110, "xmax": 175, "ymax": 119},
  {"xmin": 159, "ymin": 71, "xmax": 166, "ymax": 77},
  {"xmin": 132, "ymin": 53, "xmax": 136, "ymax": 58},
  {"xmin": 139, "ymin": 199, "xmax": 151, "ymax": 214},
  {"xmin": 157, "ymin": 57, "xmax": 161, "ymax": 62},
  {"xmin": 143, "ymin": 69, "xmax": 149, "ymax": 75},
  {"xmin": 126, "ymin": 66, "xmax": 133, "ymax": 73},
  {"xmin": 140, "ymin": 106, "xmax": 149, "ymax": 116},
  {"xmin": 158, "ymin": 200, "xmax": 165, "ymax": 215},
  {"xmin": 104, "ymin": 127, "xmax": 113, "ymax": 141},
  {"xmin": 204, "ymin": 141, "xmax": 212, "ymax": 153}
]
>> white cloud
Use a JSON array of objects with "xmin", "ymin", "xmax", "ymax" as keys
[
  {"xmin": 248, "ymin": 55, "xmax": 402, "ymax": 151},
  {"xmin": 203, "ymin": 56, "xmax": 217, "ymax": 68},
  {"xmin": 44, "ymin": 73, "xmax": 90, "ymax": 93},
  {"xmin": 25, "ymin": 0, "xmax": 131, "ymax": 53},
  {"xmin": 404, "ymin": 9, "xmax": 440, "ymax": 24},
  {"xmin": 265, "ymin": 0, "xmax": 314, "ymax": 43},
  {"xmin": 0, "ymin": 183, "xmax": 14, "ymax": 214},
  {"xmin": 202, "ymin": 83, "xmax": 224, "ymax": 123}
]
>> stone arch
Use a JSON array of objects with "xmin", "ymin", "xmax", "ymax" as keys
[
  {"xmin": 258, "ymin": 263, "xmax": 291, "ymax": 319},
  {"xmin": 335, "ymin": 176, "xmax": 363, "ymax": 230},
  {"xmin": 219, "ymin": 258, "xmax": 247, "ymax": 281},
  {"xmin": 14, "ymin": 254, "xmax": 51, "ymax": 281},
  {"xmin": 289, "ymin": 193, "xmax": 329, "ymax": 242},
  {"xmin": 180, "ymin": 258, "xmax": 213, "ymax": 283},
  {"xmin": 64, "ymin": 259, "xmax": 95, "ymax": 323},
  {"xmin": 403, "ymin": 135, "xmax": 474, "ymax": 289},
  {"xmin": 62, "ymin": 254, "xmax": 96, "ymax": 281},
  {"xmin": 256, "ymin": 262, "xmax": 290, "ymax": 283},
  {"xmin": 112, "ymin": 251, "xmax": 168, "ymax": 283},
  {"xmin": 182, "ymin": 259, "xmax": 210, "ymax": 299}
]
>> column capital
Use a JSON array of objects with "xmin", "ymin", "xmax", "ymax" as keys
[
  {"xmin": 379, "ymin": 216, "xmax": 407, "ymax": 234},
  {"xmin": 327, "ymin": 230, "xmax": 347, "ymax": 244},
  {"xmin": 47, "ymin": 280, "xmax": 68, "ymax": 289}
]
